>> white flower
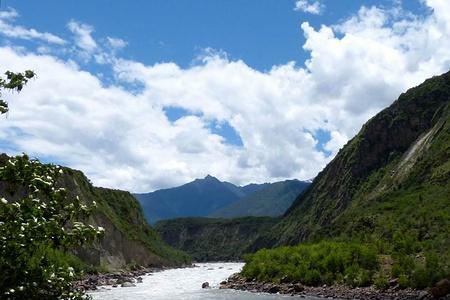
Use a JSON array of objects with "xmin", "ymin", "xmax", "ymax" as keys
[
  {"xmin": 97, "ymin": 226, "xmax": 105, "ymax": 232},
  {"xmin": 1, "ymin": 198, "xmax": 7, "ymax": 204}
]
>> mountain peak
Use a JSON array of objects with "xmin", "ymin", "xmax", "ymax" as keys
[{"xmin": 202, "ymin": 174, "xmax": 222, "ymax": 183}]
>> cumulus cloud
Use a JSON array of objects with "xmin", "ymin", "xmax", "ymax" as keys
[
  {"xmin": 1, "ymin": 0, "xmax": 450, "ymax": 192},
  {"xmin": 294, "ymin": 0, "xmax": 324, "ymax": 15},
  {"xmin": 0, "ymin": 8, "xmax": 65, "ymax": 44}
]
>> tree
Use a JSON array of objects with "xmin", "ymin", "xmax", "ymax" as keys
[
  {"xmin": 0, "ymin": 70, "xmax": 35, "ymax": 114},
  {"xmin": 0, "ymin": 71, "xmax": 103, "ymax": 300}
]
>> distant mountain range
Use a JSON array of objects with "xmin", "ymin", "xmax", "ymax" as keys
[
  {"xmin": 209, "ymin": 180, "xmax": 310, "ymax": 218},
  {"xmin": 134, "ymin": 176, "xmax": 310, "ymax": 224}
]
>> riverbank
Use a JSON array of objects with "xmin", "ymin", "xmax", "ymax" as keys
[
  {"xmin": 89, "ymin": 262, "xmax": 285, "ymax": 300},
  {"xmin": 75, "ymin": 267, "xmax": 160, "ymax": 291},
  {"xmin": 75, "ymin": 264, "xmax": 193, "ymax": 291},
  {"xmin": 221, "ymin": 273, "xmax": 449, "ymax": 300}
]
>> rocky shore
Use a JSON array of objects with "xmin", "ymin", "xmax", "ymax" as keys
[
  {"xmin": 75, "ymin": 263, "xmax": 196, "ymax": 292},
  {"xmin": 220, "ymin": 274, "xmax": 450, "ymax": 300},
  {"xmin": 74, "ymin": 266, "xmax": 160, "ymax": 291}
]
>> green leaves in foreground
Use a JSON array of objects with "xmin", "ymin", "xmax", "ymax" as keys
[
  {"xmin": 0, "ymin": 154, "xmax": 104, "ymax": 300},
  {"xmin": 0, "ymin": 70, "xmax": 35, "ymax": 114}
]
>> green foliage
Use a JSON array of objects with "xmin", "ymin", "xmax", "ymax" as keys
[
  {"xmin": 390, "ymin": 252, "xmax": 450, "ymax": 289},
  {"xmin": 93, "ymin": 186, "xmax": 190, "ymax": 265},
  {"xmin": 245, "ymin": 71, "xmax": 450, "ymax": 289},
  {"xmin": 155, "ymin": 217, "xmax": 277, "ymax": 261},
  {"xmin": 242, "ymin": 241, "xmax": 378, "ymax": 287},
  {"xmin": 0, "ymin": 155, "xmax": 104, "ymax": 299},
  {"xmin": 0, "ymin": 70, "xmax": 35, "ymax": 114},
  {"xmin": 374, "ymin": 274, "xmax": 389, "ymax": 290}
]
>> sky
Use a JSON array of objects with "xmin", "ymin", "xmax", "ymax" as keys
[{"xmin": 0, "ymin": 0, "xmax": 449, "ymax": 192}]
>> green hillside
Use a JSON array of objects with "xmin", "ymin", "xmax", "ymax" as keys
[
  {"xmin": 155, "ymin": 217, "xmax": 278, "ymax": 261},
  {"xmin": 0, "ymin": 155, "xmax": 190, "ymax": 271},
  {"xmin": 243, "ymin": 71, "xmax": 450, "ymax": 289}
]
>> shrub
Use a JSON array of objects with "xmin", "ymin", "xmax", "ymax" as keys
[
  {"xmin": 374, "ymin": 274, "xmax": 389, "ymax": 290},
  {"xmin": 0, "ymin": 155, "xmax": 104, "ymax": 300},
  {"xmin": 241, "ymin": 241, "xmax": 379, "ymax": 287}
]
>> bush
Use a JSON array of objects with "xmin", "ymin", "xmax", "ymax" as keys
[
  {"xmin": 374, "ymin": 274, "xmax": 389, "ymax": 290},
  {"xmin": 241, "ymin": 241, "xmax": 379, "ymax": 287},
  {"xmin": 0, "ymin": 155, "xmax": 104, "ymax": 299}
]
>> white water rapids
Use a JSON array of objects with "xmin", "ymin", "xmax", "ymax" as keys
[{"xmin": 90, "ymin": 262, "xmax": 320, "ymax": 300}]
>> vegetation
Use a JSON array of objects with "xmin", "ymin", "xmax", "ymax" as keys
[
  {"xmin": 0, "ymin": 70, "xmax": 35, "ymax": 114},
  {"xmin": 243, "ymin": 71, "xmax": 450, "ymax": 289},
  {"xmin": 0, "ymin": 70, "xmax": 102, "ymax": 299},
  {"xmin": 155, "ymin": 216, "xmax": 278, "ymax": 261},
  {"xmin": 0, "ymin": 70, "xmax": 189, "ymax": 299},
  {"xmin": 210, "ymin": 180, "xmax": 309, "ymax": 218},
  {"xmin": 242, "ymin": 241, "xmax": 378, "ymax": 287},
  {"xmin": 0, "ymin": 154, "xmax": 103, "ymax": 299},
  {"xmin": 92, "ymin": 185, "xmax": 190, "ymax": 266},
  {"xmin": 242, "ymin": 239, "xmax": 450, "ymax": 288}
]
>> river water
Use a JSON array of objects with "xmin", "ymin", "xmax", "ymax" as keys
[{"xmin": 90, "ymin": 262, "xmax": 320, "ymax": 300}]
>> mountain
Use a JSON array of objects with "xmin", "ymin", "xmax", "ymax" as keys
[
  {"xmin": 155, "ymin": 216, "xmax": 278, "ymax": 262},
  {"xmin": 0, "ymin": 154, "xmax": 190, "ymax": 271},
  {"xmin": 251, "ymin": 71, "xmax": 450, "ymax": 249},
  {"xmin": 234, "ymin": 71, "xmax": 450, "ymax": 291},
  {"xmin": 135, "ymin": 175, "xmax": 248, "ymax": 224},
  {"xmin": 210, "ymin": 180, "xmax": 310, "ymax": 218},
  {"xmin": 154, "ymin": 179, "xmax": 310, "ymax": 261},
  {"xmin": 135, "ymin": 175, "xmax": 278, "ymax": 224}
]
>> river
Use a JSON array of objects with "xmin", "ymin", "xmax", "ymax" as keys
[{"xmin": 90, "ymin": 262, "xmax": 321, "ymax": 300}]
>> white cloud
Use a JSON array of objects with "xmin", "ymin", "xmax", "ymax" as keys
[
  {"xmin": 106, "ymin": 37, "xmax": 127, "ymax": 51},
  {"xmin": 294, "ymin": 0, "xmax": 324, "ymax": 15},
  {"xmin": 67, "ymin": 20, "xmax": 97, "ymax": 53},
  {"xmin": 0, "ymin": 8, "xmax": 65, "ymax": 45},
  {"xmin": 1, "ymin": 1, "xmax": 450, "ymax": 192}
]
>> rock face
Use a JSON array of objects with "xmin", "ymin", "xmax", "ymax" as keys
[
  {"xmin": 253, "ymin": 70, "xmax": 450, "ymax": 249},
  {"xmin": 155, "ymin": 216, "xmax": 278, "ymax": 261},
  {"xmin": 0, "ymin": 156, "xmax": 190, "ymax": 270}
]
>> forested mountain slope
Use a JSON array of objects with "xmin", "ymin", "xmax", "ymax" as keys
[{"xmin": 0, "ymin": 155, "xmax": 189, "ymax": 270}]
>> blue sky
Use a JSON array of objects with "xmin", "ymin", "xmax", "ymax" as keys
[
  {"xmin": 5, "ymin": 0, "xmax": 428, "ymax": 71},
  {"xmin": 0, "ymin": 0, "xmax": 447, "ymax": 191}
]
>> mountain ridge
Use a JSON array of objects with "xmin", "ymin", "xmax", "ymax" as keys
[
  {"xmin": 209, "ymin": 179, "xmax": 309, "ymax": 218},
  {"xmin": 251, "ymin": 70, "xmax": 450, "ymax": 251},
  {"xmin": 0, "ymin": 154, "xmax": 190, "ymax": 270},
  {"xmin": 135, "ymin": 175, "xmax": 310, "ymax": 223}
]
